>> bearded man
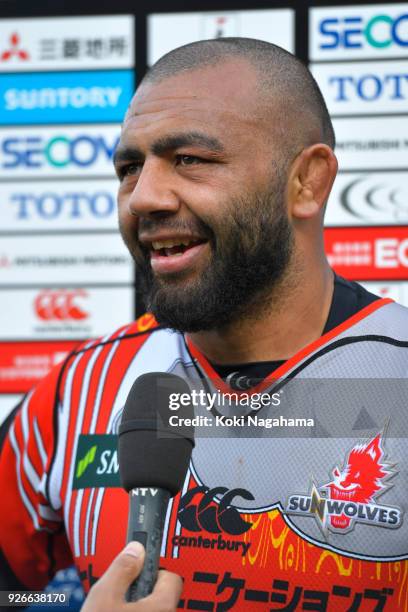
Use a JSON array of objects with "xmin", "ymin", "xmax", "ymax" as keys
[{"xmin": 1, "ymin": 39, "xmax": 407, "ymax": 612}]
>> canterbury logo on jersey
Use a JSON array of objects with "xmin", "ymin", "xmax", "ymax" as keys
[
  {"xmin": 178, "ymin": 486, "xmax": 254, "ymax": 535},
  {"xmin": 172, "ymin": 486, "xmax": 254, "ymax": 558}
]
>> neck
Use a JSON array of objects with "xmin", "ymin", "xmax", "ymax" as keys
[{"xmin": 188, "ymin": 263, "xmax": 334, "ymax": 365}]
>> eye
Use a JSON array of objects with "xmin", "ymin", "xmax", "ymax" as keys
[
  {"xmin": 176, "ymin": 154, "xmax": 202, "ymax": 166},
  {"xmin": 117, "ymin": 162, "xmax": 142, "ymax": 181}
]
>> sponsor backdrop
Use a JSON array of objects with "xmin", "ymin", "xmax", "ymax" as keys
[
  {"xmin": 0, "ymin": 125, "xmax": 121, "ymax": 177},
  {"xmin": 0, "ymin": 2, "xmax": 407, "ymax": 607},
  {"xmin": 0, "ymin": 14, "xmax": 135, "ymax": 437},
  {"xmin": 310, "ymin": 2, "xmax": 408, "ymax": 313},
  {"xmin": 147, "ymin": 9, "xmax": 294, "ymax": 64},
  {"xmin": 0, "ymin": 13, "xmax": 136, "ymax": 607}
]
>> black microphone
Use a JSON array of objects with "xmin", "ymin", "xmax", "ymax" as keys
[{"xmin": 118, "ymin": 372, "xmax": 195, "ymax": 601}]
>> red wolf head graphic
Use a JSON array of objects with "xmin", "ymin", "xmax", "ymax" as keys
[{"xmin": 325, "ymin": 434, "xmax": 393, "ymax": 530}]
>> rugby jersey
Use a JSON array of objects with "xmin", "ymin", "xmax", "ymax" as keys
[{"xmin": 1, "ymin": 290, "xmax": 408, "ymax": 610}]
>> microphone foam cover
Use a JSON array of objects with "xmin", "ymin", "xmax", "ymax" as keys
[{"xmin": 118, "ymin": 372, "xmax": 195, "ymax": 495}]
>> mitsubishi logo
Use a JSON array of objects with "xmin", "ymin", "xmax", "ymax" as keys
[{"xmin": 1, "ymin": 33, "xmax": 30, "ymax": 62}]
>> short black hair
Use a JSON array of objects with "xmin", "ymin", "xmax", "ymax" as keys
[{"xmin": 143, "ymin": 38, "xmax": 335, "ymax": 154}]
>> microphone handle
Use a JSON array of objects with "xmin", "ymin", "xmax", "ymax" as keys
[{"xmin": 126, "ymin": 487, "xmax": 171, "ymax": 601}]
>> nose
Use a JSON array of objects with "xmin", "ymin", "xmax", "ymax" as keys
[{"xmin": 127, "ymin": 158, "xmax": 180, "ymax": 217}]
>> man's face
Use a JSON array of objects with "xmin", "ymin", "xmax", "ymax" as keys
[{"xmin": 115, "ymin": 59, "xmax": 293, "ymax": 332}]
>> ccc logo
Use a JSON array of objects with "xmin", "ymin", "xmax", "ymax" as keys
[
  {"xmin": 34, "ymin": 289, "xmax": 89, "ymax": 321},
  {"xmin": 178, "ymin": 486, "xmax": 254, "ymax": 535}
]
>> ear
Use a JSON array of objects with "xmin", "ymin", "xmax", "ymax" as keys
[
  {"xmin": 287, "ymin": 144, "xmax": 338, "ymax": 220},
  {"xmin": 366, "ymin": 434, "xmax": 382, "ymax": 462}
]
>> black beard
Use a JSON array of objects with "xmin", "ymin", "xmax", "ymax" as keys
[{"xmin": 125, "ymin": 188, "xmax": 293, "ymax": 333}]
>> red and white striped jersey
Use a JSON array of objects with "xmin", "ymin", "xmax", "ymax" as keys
[{"xmin": 1, "ymin": 299, "xmax": 408, "ymax": 611}]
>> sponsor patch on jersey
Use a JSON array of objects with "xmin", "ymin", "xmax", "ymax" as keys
[
  {"xmin": 168, "ymin": 483, "xmax": 254, "ymax": 558},
  {"xmin": 285, "ymin": 433, "xmax": 403, "ymax": 535},
  {"xmin": 73, "ymin": 434, "xmax": 120, "ymax": 489}
]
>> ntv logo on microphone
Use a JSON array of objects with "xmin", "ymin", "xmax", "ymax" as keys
[
  {"xmin": 73, "ymin": 434, "xmax": 121, "ymax": 490},
  {"xmin": 131, "ymin": 488, "xmax": 159, "ymax": 496}
]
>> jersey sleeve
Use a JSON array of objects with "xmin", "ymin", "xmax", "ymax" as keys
[{"xmin": 0, "ymin": 360, "xmax": 74, "ymax": 589}]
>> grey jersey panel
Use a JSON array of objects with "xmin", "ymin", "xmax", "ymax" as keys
[{"xmin": 168, "ymin": 301, "xmax": 408, "ymax": 560}]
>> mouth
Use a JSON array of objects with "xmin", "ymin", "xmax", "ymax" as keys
[
  {"xmin": 147, "ymin": 237, "xmax": 209, "ymax": 275},
  {"xmin": 330, "ymin": 488, "xmax": 357, "ymax": 501}
]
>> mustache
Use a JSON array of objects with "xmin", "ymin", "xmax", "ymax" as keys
[{"xmin": 138, "ymin": 217, "xmax": 215, "ymax": 244}]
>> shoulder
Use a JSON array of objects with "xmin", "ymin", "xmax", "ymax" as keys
[
  {"xmin": 68, "ymin": 313, "xmax": 163, "ymax": 360},
  {"xmin": 332, "ymin": 276, "xmax": 408, "ymax": 342},
  {"xmin": 347, "ymin": 299, "xmax": 408, "ymax": 342},
  {"xmin": 58, "ymin": 314, "xmax": 187, "ymax": 389}
]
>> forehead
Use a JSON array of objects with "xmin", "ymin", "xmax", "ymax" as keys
[{"xmin": 121, "ymin": 59, "xmax": 273, "ymax": 148}]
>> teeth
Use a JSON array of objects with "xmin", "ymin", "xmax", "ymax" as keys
[
  {"xmin": 152, "ymin": 239, "xmax": 196, "ymax": 250},
  {"xmin": 164, "ymin": 248, "xmax": 184, "ymax": 257}
]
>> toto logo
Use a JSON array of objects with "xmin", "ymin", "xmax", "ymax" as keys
[
  {"xmin": 178, "ymin": 486, "xmax": 254, "ymax": 535},
  {"xmin": 11, "ymin": 191, "xmax": 115, "ymax": 220},
  {"xmin": 329, "ymin": 72, "xmax": 408, "ymax": 103},
  {"xmin": 34, "ymin": 289, "xmax": 89, "ymax": 321}
]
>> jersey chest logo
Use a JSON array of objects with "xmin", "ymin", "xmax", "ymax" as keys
[{"xmin": 285, "ymin": 433, "xmax": 403, "ymax": 535}]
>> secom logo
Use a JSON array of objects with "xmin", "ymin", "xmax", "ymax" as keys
[
  {"xmin": 1, "ymin": 134, "xmax": 119, "ymax": 169},
  {"xmin": 319, "ymin": 13, "xmax": 408, "ymax": 50}
]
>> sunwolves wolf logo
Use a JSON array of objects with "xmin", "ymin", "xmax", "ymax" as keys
[
  {"xmin": 286, "ymin": 434, "xmax": 402, "ymax": 535},
  {"xmin": 324, "ymin": 434, "xmax": 394, "ymax": 530}
]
